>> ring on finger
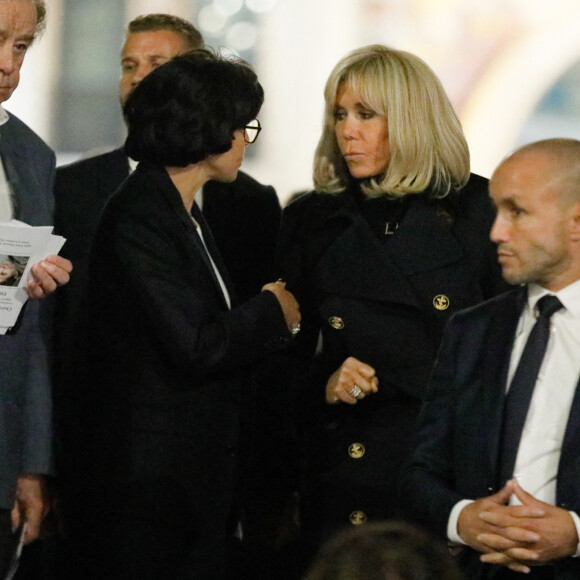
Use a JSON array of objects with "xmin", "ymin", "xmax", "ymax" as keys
[{"xmin": 349, "ymin": 385, "xmax": 362, "ymax": 398}]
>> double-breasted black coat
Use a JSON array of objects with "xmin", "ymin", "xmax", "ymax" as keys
[{"xmin": 277, "ymin": 174, "xmax": 508, "ymax": 546}]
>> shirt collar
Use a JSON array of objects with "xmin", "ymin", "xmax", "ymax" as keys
[
  {"xmin": 527, "ymin": 279, "xmax": 580, "ymax": 318},
  {"xmin": 0, "ymin": 106, "xmax": 9, "ymax": 127}
]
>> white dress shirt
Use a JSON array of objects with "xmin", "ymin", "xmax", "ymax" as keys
[
  {"xmin": 190, "ymin": 215, "xmax": 231, "ymax": 310},
  {"xmin": 448, "ymin": 280, "xmax": 580, "ymax": 552},
  {"xmin": 0, "ymin": 107, "xmax": 14, "ymax": 221}
]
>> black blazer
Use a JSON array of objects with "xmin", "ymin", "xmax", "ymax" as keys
[
  {"xmin": 79, "ymin": 163, "xmax": 289, "ymax": 577},
  {"xmin": 276, "ymin": 175, "xmax": 508, "ymax": 535},
  {"xmin": 402, "ymin": 286, "xmax": 580, "ymax": 579},
  {"xmin": 54, "ymin": 147, "xmax": 280, "ymax": 304},
  {"xmin": 53, "ymin": 149, "xmax": 281, "ymax": 390}
]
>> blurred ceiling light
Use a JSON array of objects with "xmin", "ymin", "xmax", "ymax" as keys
[
  {"xmin": 198, "ymin": 5, "xmax": 228, "ymax": 35},
  {"xmin": 225, "ymin": 21, "xmax": 258, "ymax": 51},
  {"xmin": 213, "ymin": 0, "xmax": 244, "ymax": 17},
  {"xmin": 246, "ymin": 0, "xmax": 278, "ymax": 12}
]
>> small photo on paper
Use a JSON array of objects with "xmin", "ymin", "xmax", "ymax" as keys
[{"xmin": 0, "ymin": 254, "xmax": 29, "ymax": 287}]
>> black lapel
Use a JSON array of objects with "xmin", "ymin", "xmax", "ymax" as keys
[
  {"xmin": 147, "ymin": 165, "xmax": 235, "ymax": 309},
  {"xmin": 557, "ymin": 376, "xmax": 580, "ymax": 503},
  {"xmin": 316, "ymin": 207, "xmax": 420, "ymax": 307},
  {"xmin": 481, "ymin": 288, "xmax": 526, "ymax": 482},
  {"xmin": 0, "ymin": 120, "xmax": 51, "ymax": 225},
  {"xmin": 386, "ymin": 197, "xmax": 464, "ymax": 274}
]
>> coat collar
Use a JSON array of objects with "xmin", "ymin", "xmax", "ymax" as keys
[{"xmin": 314, "ymin": 191, "xmax": 465, "ymax": 306}]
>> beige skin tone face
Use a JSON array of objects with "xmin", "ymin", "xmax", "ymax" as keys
[
  {"xmin": 490, "ymin": 153, "xmax": 580, "ymax": 292},
  {"xmin": 0, "ymin": 0, "xmax": 36, "ymax": 104},
  {"xmin": 204, "ymin": 130, "xmax": 247, "ymax": 183},
  {"xmin": 119, "ymin": 29, "xmax": 190, "ymax": 105},
  {"xmin": 334, "ymin": 81, "xmax": 391, "ymax": 181}
]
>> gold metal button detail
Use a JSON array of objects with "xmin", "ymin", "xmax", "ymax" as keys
[
  {"xmin": 349, "ymin": 511, "xmax": 367, "ymax": 526},
  {"xmin": 348, "ymin": 443, "xmax": 366, "ymax": 459},
  {"xmin": 329, "ymin": 316, "xmax": 345, "ymax": 330},
  {"xmin": 433, "ymin": 294, "xmax": 450, "ymax": 311}
]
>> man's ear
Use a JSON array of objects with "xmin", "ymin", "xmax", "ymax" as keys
[{"xmin": 569, "ymin": 202, "xmax": 580, "ymax": 242}]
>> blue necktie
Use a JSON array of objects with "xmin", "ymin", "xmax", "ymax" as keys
[{"xmin": 498, "ymin": 294, "xmax": 563, "ymax": 486}]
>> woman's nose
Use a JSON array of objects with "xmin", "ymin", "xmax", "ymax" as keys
[{"xmin": 341, "ymin": 116, "xmax": 358, "ymax": 140}]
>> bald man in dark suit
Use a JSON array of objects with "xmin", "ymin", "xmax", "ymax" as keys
[{"xmin": 403, "ymin": 139, "xmax": 580, "ymax": 580}]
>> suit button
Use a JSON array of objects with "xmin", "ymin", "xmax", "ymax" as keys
[
  {"xmin": 349, "ymin": 511, "xmax": 367, "ymax": 526},
  {"xmin": 348, "ymin": 443, "xmax": 366, "ymax": 459},
  {"xmin": 328, "ymin": 316, "xmax": 345, "ymax": 330}
]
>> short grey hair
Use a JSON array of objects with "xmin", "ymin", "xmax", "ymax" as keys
[{"xmin": 33, "ymin": 0, "xmax": 47, "ymax": 38}]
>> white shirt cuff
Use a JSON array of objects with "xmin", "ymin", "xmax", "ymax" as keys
[
  {"xmin": 567, "ymin": 510, "xmax": 580, "ymax": 557},
  {"xmin": 447, "ymin": 499, "xmax": 474, "ymax": 544}
]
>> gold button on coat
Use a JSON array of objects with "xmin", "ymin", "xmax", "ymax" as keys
[
  {"xmin": 349, "ymin": 511, "xmax": 367, "ymax": 525},
  {"xmin": 348, "ymin": 443, "xmax": 366, "ymax": 459},
  {"xmin": 329, "ymin": 316, "xmax": 345, "ymax": 330},
  {"xmin": 433, "ymin": 294, "xmax": 450, "ymax": 311}
]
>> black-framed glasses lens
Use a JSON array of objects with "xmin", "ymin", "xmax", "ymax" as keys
[{"xmin": 244, "ymin": 120, "xmax": 261, "ymax": 143}]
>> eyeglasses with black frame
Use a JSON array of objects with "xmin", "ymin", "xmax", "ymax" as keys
[{"xmin": 243, "ymin": 119, "xmax": 262, "ymax": 144}]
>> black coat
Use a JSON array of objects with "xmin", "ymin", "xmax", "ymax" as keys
[
  {"xmin": 78, "ymin": 163, "xmax": 289, "ymax": 579},
  {"xmin": 277, "ymin": 174, "xmax": 508, "ymax": 544}
]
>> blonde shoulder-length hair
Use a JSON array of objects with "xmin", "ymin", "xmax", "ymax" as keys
[{"xmin": 313, "ymin": 45, "xmax": 470, "ymax": 198}]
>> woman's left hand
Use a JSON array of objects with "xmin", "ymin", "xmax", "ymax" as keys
[{"xmin": 325, "ymin": 356, "xmax": 378, "ymax": 405}]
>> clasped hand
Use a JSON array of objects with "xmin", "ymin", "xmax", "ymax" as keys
[
  {"xmin": 262, "ymin": 280, "xmax": 301, "ymax": 333},
  {"xmin": 457, "ymin": 480, "xmax": 578, "ymax": 574},
  {"xmin": 325, "ymin": 356, "xmax": 379, "ymax": 404}
]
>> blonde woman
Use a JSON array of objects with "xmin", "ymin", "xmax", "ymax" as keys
[{"xmin": 278, "ymin": 45, "xmax": 507, "ymax": 558}]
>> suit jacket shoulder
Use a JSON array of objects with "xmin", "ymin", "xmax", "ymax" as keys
[
  {"xmin": 1, "ymin": 112, "xmax": 53, "ymax": 157},
  {"xmin": 0, "ymin": 113, "xmax": 55, "ymax": 225},
  {"xmin": 55, "ymin": 148, "xmax": 128, "ymax": 184},
  {"xmin": 54, "ymin": 148, "xmax": 129, "ymax": 255},
  {"xmin": 54, "ymin": 148, "xmax": 129, "ymax": 222}
]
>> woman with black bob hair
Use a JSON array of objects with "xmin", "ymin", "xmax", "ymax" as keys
[
  {"xmin": 78, "ymin": 48, "xmax": 300, "ymax": 579},
  {"xmin": 124, "ymin": 47, "xmax": 264, "ymax": 167}
]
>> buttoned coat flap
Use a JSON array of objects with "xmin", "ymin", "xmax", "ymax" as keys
[
  {"xmin": 316, "ymin": 200, "xmax": 466, "ymax": 307},
  {"xmin": 315, "ymin": 212, "xmax": 419, "ymax": 307}
]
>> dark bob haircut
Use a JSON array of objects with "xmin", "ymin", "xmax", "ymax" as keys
[{"xmin": 124, "ymin": 48, "xmax": 264, "ymax": 167}]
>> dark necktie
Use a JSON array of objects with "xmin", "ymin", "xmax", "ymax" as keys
[
  {"xmin": 190, "ymin": 202, "xmax": 235, "ymax": 306},
  {"xmin": 498, "ymin": 294, "xmax": 563, "ymax": 486}
]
